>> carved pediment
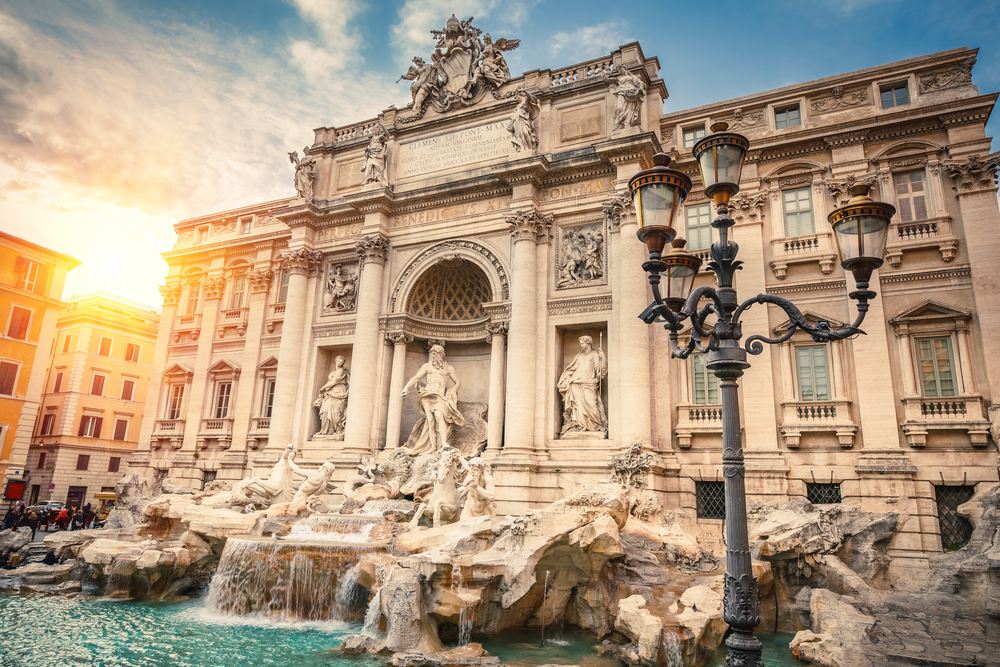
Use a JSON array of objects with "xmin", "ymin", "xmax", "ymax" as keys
[
  {"xmin": 257, "ymin": 356, "xmax": 278, "ymax": 371},
  {"xmin": 889, "ymin": 300, "xmax": 972, "ymax": 325},
  {"xmin": 773, "ymin": 310, "xmax": 846, "ymax": 335},
  {"xmin": 207, "ymin": 359, "xmax": 241, "ymax": 378},
  {"xmin": 163, "ymin": 363, "xmax": 194, "ymax": 379}
]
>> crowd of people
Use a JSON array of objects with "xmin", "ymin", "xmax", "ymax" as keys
[{"xmin": 2, "ymin": 502, "xmax": 98, "ymax": 540}]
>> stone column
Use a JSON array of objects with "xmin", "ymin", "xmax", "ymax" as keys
[
  {"xmin": 503, "ymin": 210, "xmax": 547, "ymax": 455},
  {"xmin": 617, "ymin": 204, "xmax": 653, "ymax": 447},
  {"xmin": 266, "ymin": 249, "xmax": 323, "ymax": 451},
  {"xmin": 384, "ymin": 332, "xmax": 412, "ymax": 449},
  {"xmin": 130, "ymin": 281, "xmax": 180, "ymax": 470},
  {"xmin": 831, "ymin": 340, "xmax": 848, "ymax": 400},
  {"xmin": 486, "ymin": 322, "xmax": 508, "ymax": 452},
  {"xmin": 895, "ymin": 326, "xmax": 917, "ymax": 397},
  {"xmin": 343, "ymin": 235, "xmax": 389, "ymax": 453},
  {"xmin": 181, "ymin": 274, "xmax": 226, "ymax": 455},
  {"xmin": 956, "ymin": 322, "xmax": 975, "ymax": 394}
]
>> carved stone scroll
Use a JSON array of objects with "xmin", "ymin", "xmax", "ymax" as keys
[
  {"xmin": 919, "ymin": 56, "xmax": 975, "ymax": 92},
  {"xmin": 811, "ymin": 86, "xmax": 870, "ymax": 114}
]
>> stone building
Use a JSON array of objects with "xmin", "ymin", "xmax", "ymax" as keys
[
  {"xmin": 26, "ymin": 292, "xmax": 160, "ymax": 509},
  {"xmin": 0, "ymin": 231, "xmax": 79, "ymax": 500},
  {"xmin": 128, "ymin": 26, "xmax": 1000, "ymax": 589}
]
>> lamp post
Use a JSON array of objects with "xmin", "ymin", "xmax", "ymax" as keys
[{"xmin": 629, "ymin": 122, "xmax": 894, "ymax": 666}]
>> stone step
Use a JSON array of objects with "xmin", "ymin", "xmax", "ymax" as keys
[{"xmin": 23, "ymin": 542, "xmax": 50, "ymax": 564}]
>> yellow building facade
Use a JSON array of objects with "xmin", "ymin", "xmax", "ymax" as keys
[
  {"xmin": 0, "ymin": 231, "xmax": 79, "ymax": 501},
  {"xmin": 26, "ymin": 292, "xmax": 159, "ymax": 508}
]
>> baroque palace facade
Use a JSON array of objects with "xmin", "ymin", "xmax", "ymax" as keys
[{"xmin": 129, "ymin": 24, "xmax": 1000, "ymax": 586}]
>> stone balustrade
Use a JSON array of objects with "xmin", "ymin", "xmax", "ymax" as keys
[
  {"xmin": 549, "ymin": 57, "xmax": 614, "ymax": 87},
  {"xmin": 779, "ymin": 399, "xmax": 856, "ymax": 448},
  {"xmin": 769, "ymin": 231, "xmax": 837, "ymax": 279},
  {"xmin": 900, "ymin": 395, "xmax": 990, "ymax": 447},
  {"xmin": 675, "ymin": 403, "xmax": 723, "ymax": 448},
  {"xmin": 884, "ymin": 215, "xmax": 958, "ymax": 267}
]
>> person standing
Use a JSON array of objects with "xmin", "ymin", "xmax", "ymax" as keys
[{"xmin": 17, "ymin": 511, "xmax": 38, "ymax": 540}]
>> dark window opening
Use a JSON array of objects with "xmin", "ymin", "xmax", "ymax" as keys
[
  {"xmin": 935, "ymin": 485, "xmax": 975, "ymax": 551},
  {"xmin": 807, "ymin": 483, "xmax": 842, "ymax": 504},
  {"xmin": 696, "ymin": 481, "xmax": 726, "ymax": 520}
]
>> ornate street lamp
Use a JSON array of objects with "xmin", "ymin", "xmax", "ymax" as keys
[{"xmin": 630, "ymin": 123, "xmax": 893, "ymax": 667}]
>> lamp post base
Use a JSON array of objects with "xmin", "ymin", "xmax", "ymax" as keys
[{"xmin": 725, "ymin": 630, "xmax": 764, "ymax": 667}]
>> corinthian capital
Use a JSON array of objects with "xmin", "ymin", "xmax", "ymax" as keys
[
  {"xmin": 602, "ymin": 192, "xmax": 634, "ymax": 230},
  {"xmin": 946, "ymin": 154, "xmax": 1000, "ymax": 195},
  {"xmin": 247, "ymin": 268, "xmax": 274, "ymax": 293},
  {"xmin": 159, "ymin": 283, "xmax": 181, "ymax": 307},
  {"xmin": 386, "ymin": 332, "xmax": 413, "ymax": 345},
  {"xmin": 279, "ymin": 248, "xmax": 324, "ymax": 275},
  {"xmin": 355, "ymin": 235, "xmax": 389, "ymax": 265},
  {"xmin": 506, "ymin": 210, "xmax": 553, "ymax": 242},
  {"xmin": 202, "ymin": 276, "xmax": 227, "ymax": 300}
]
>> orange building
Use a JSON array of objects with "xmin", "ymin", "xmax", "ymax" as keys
[
  {"xmin": 0, "ymin": 232, "xmax": 79, "ymax": 503},
  {"xmin": 26, "ymin": 293, "xmax": 159, "ymax": 508}
]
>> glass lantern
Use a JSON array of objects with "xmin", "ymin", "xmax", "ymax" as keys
[
  {"xmin": 692, "ymin": 122, "xmax": 750, "ymax": 205},
  {"xmin": 827, "ymin": 182, "xmax": 894, "ymax": 287},
  {"xmin": 628, "ymin": 153, "xmax": 693, "ymax": 257},
  {"xmin": 660, "ymin": 238, "xmax": 703, "ymax": 311}
]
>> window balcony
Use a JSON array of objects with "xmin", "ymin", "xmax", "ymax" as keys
[
  {"xmin": 778, "ymin": 399, "xmax": 857, "ymax": 448},
  {"xmin": 883, "ymin": 215, "xmax": 959, "ymax": 268},
  {"xmin": 675, "ymin": 404, "xmax": 722, "ymax": 448},
  {"xmin": 152, "ymin": 420, "xmax": 184, "ymax": 449},
  {"xmin": 769, "ymin": 231, "xmax": 837, "ymax": 280},
  {"xmin": 198, "ymin": 418, "xmax": 234, "ymax": 450},
  {"xmin": 250, "ymin": 417, "xmax": 271, "ymax": 433},
  {"xmin": 901, "ymin": 395, "xmax": 990, "ymax": 447},
  {"xmin": 172, "ymin": 313, "xmax": 201, "ymax": 343}
]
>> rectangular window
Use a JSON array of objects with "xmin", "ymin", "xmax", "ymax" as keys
[
  {"xmin": 7, "ymin": 306, "xmax": 31, "ymax": 340},
  {"xmin": 783, "ymin": 187, "xmax": 815, "ymax": 237},
  {"xmin": 53, "ymin": 371, "xmax": 63, "ymax": 393},
  {"xmin": 62, "ymin": 335, "xmax": 71, "ymax": 353},
  {"xmin": 40, "ymin": 412, "xmax": 56, "ymax": 436},
  {"xmin": 125, "ymin": 343, "xmax": 140, "ymax": 363},
  {"xmin": 37, "ymin": 452, "xmax": 46, "ymax": 469},
  {"xmin": 76, "ymin": 454, "xmax": 90, "ymax": 471},
  {"xmin": 113, "ymin": 418, "xmax": 129, "ymax": 441},
  {"xmin": 917, "ymin": 336, "xmax": 956, "ymax": 397},
  {"xmin": 696, "ymin": 481, "xmax": 726, "ymax": 520},
  {"xmin": 0, "ymin": 361, "xmax": 18, "ymax": 395},
  {"xmin": 98, "ymin": 337, "xmax": 112, "ymax": 356},
  {"xmin": 241, "ymin": 220, "xmax": 252, "ymax": 234},
  {"xmin": 880, "ymin": 82, "xmax": 909, "ymax": 109},
  {"xmin": 775, "ymin": 104, "xmax": 801, "ymax": 129},
  {"xmin": 263, "ymin": 378, "xmax": 276, "ymax": 418},
  {"xmin": 214, "ymin": 382, "xmax": 232, "ymax": 419},
  {"xmin": 894, "ymin": 171, "xmax": 928, "ymax": 223},
  {"xmin": 90, "ymin": 374, "xmax": 106, "ymax": 396},
  {"xmin": 108, "ymin": 457, "xmax": 121, "ymax": 473},
  {"xmin": 167, "ymin": 385, "xmax": 185, "ymax": 420},
  {"xmin": 684, "ymin": 204, "xmax": 713, "ymax": 250},
  {"xmin": 121, "ymin": 379, "xmax": 135, "ymax": 402},
  {"xmin": 807, "ymin": 483, "xmax": 842, "ymax": 504},
  {"xmin": 187, "ymin": 287, "xmax": 200, "ymax": 315},
  {"xmin": 691, "ymin": 353, "xmax": 720, "ymax": 405},
  {"xmin": 203, "ymin": 471, "xmax": 218, "ymax": 489},
  {"xmin": 683, "ymin": 125, "xmax": 706, "ymax": 148},
  {"xmin": 277, "ymin": 271, "xmax": 290, "ymax": 303},
  {"xmin": 78, "ymin": 415, "xmax": 102, "ymax": 438},
  {"xmin": 796, "ymin": 345, "xmax": 831, "ymax": 401},
  {"xmin": 230, "ymin": 276, "xmax": 247, "ymax": 310}
]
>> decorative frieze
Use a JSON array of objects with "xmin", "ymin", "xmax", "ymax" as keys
[
  {"xmin": 919, "ymin": 56, "xmax": 975, "ymax": 93},
  {"xmin": 323, "ymin": 261, "xmax": 359, "ymax": 314},
  {"xmin": 279, "ymin": 248, "xmax": 324, "ymax": 275},
  {"xmin": 547, "ymin": 294, "xmax": 612, "ymax": 316},
  {"xmin": 212, "ymin": 220, "xmax": 236, "ymax": 234},
  {"xmin": 247, "ymin": 269, "xmax": 273, "ymax": 293},
  {"xmin": 556, "ymin": 221, "xmax": 606, "ymax": 289},
  {"xmin": 355, "ymin": 235, "xmax": 389, "ymax": 265},
  {"xmin": 716, "ymin": 107, "xmax": 765, "ymax": 132},
  {"xmin": 946, "ymin": 154, "xmax": 1000, "ymax": 195},
  {"xmin": 810, "ymin": 86, "xmax": 870, "ymax": 114},
  {"xmin": 312, "ymin": 322, "xmax": 357, "ymax": 339}
]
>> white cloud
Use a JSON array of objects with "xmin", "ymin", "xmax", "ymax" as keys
[{"xmin": 549, "ymin": 22, "xmax": 631, "ymax": 64}]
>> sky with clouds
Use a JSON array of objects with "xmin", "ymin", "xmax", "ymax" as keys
[{"xmin": 1, "ymin": 0, "xmax": 998, "ymax": 307}]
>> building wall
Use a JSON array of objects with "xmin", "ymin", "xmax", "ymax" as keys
[
  {"xmin": 0, "ymin": 232, "xmax": 78, "ymax": 496},
  {"xmin": 128, "ymin": 44, "xmax": 1000, "ymax": 589},
  {"xmin": 27, "ymin": 293, "xmax": 160, "ymax": 508}
]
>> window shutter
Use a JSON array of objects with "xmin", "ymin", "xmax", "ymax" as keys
[
  {"xmin": 13, "ymin": 256, "xmax": 26, "ymax": 288},
  {"xmin": 34, "ymin": 263, "xmax": 51, "ymax": 295},
  {"xmin": 0, "ymin": 362, "xmax": 17, "ymax": 395},
  {"xmin": 93, "ymin": 417, "xmax": 103, "ymax": 439},
  {"xmin": 78, "ymin": 418, "xmax": 87, "ymax": 437}
]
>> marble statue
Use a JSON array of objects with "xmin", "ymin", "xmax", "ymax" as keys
[
  {"xmin": 507, "ymin": 87, "xmax": 539, "ymax": 152},
  {"xmin": 314, "ymin": 356, "xmax": 350, "ymax": 438},
  {"xmin": 408, "ymin": 447, "xmax": 469, "ymax": 529},
  {"xmin": 402, "ymin": 344, "xmax": 465, "ymax": 454},
  {"xmin": 459, "ymin": 457, "xmax": 496, "ymax": 520},
  {"xmin": 558, "ymin": 226, "xmax": 604, "ymax": 287},
  {"xmin": 558, "ymin": 336, "xmax": 608, "ymax": 435},
  {"xmin": 288, "ymin": 147, "xmax": 316, "ymax": 200},
  {"xmin": 326, "ymin": 264, "xmax": 358, "ymax": 312},
  {"xmin": 205, "ymin": 443, "xmax": 301, "ymax": 508},
  {"xmin": 362, "ymin": 125, "xmax": 389, "ymax": 185},
  {"xmin": 399, "ymin": 56, "xmax": 442, "ymax": 111},
  {"xmin": 287, "ymin": 462, "xmax": 336, "ymax": 513},
  {"xmin": 471, "ymin": 33, "xmax": 519, "ymax": 88},
  {"xmin": 607, "ymin": 68, "xmax": 647, "ymax": 129}
]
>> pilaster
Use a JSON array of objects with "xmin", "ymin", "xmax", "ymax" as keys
[
  {"xmin": 228, "ymin": 264, "xmax": 273, "ymax": 463},
  {"xmin": 131, "ymin": 280, "xmax": 179, "ymax": 467},
  {"xmin": 384, "ymin": 332, "xmax": 412, "ymax": 449}
]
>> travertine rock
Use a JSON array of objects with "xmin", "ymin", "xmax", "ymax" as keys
[
  {"xmin": 0, "ymin": 527, "xmax": 32, "ymax": 558},
  {"xmin": 789, "ymin": 589, "xmax": 875, "ymax": 667},
  {"xmin": 614, "ymin": 595, "xmax": 663, "ymax": 663}
]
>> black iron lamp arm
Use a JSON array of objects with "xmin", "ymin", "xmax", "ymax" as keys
[{"xmin": 732, "ymin": 293, "xmax": 871, "ymax": 355}]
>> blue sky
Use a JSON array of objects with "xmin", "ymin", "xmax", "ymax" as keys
[{"xmin": 1, "ymin": 0, "xmax": 998, "ymax": 306}]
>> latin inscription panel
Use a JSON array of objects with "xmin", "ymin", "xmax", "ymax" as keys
[{"xmin": 397, "ymin": 122, "xmax": 509, "ymax": 179}]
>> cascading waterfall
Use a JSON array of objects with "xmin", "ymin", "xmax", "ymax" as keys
[
  {"xmin": 539, "ymin": 570, "xmax": 550, "ymax": 647},
  {"xmin": 451, "ymin": 562, "xmax": 472, "ymax": 646},
  {"xmin": 662, "ymin": 629, "xmax": 683, "ymax": 667}
]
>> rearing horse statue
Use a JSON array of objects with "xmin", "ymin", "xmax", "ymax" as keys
[{"xmin": 408, "ymin": 448, "xmax": 469, "ymax": 529}]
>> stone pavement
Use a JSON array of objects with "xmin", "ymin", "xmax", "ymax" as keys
[{"xmin": 860, "ymin": 597, "xmax": 1000, "ymax": 667}]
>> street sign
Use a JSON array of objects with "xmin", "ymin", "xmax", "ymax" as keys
[{"xmin": 48, "ymin": 483, "xmax": 55, "ymax": 490}]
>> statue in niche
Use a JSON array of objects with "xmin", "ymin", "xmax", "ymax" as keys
[
  {"xmin": 362, "ymin": 125, "xmax": 389, "ymax": 185},
  {"xmin": 607, "ymin": 68, "xmax": 647, "ymax": 129},
  {"xmin": 402, "ymin": 344, "xmax": 465, "ymax": 454},
  {"xmin": 313, "ymin": 356, "xmax": 350, "ymax": 438},
  {"xmin": 506, "ymin": 87, "xmax": 539, "ymax": 152},
  {"xmin": 288, "ymin": 146, "xmax": 316, "ymax": 200},
  {"xmin": 326, "ymin": 264, "xmax": 358, "ymax": 312},
  {"xmin": 557, "ymin": 226, "xmax": 604, "ymax": 287},
  {"xmin": 459, "ymin": 457, "xmax": 496, "ymax": 520},
  {"xmin": 471, "ymin": 33, "xmax": 519, "ymax": 88},
  {"xmin": 558, "ymin": 335, "xmax": 608, "ymax": 436}
]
